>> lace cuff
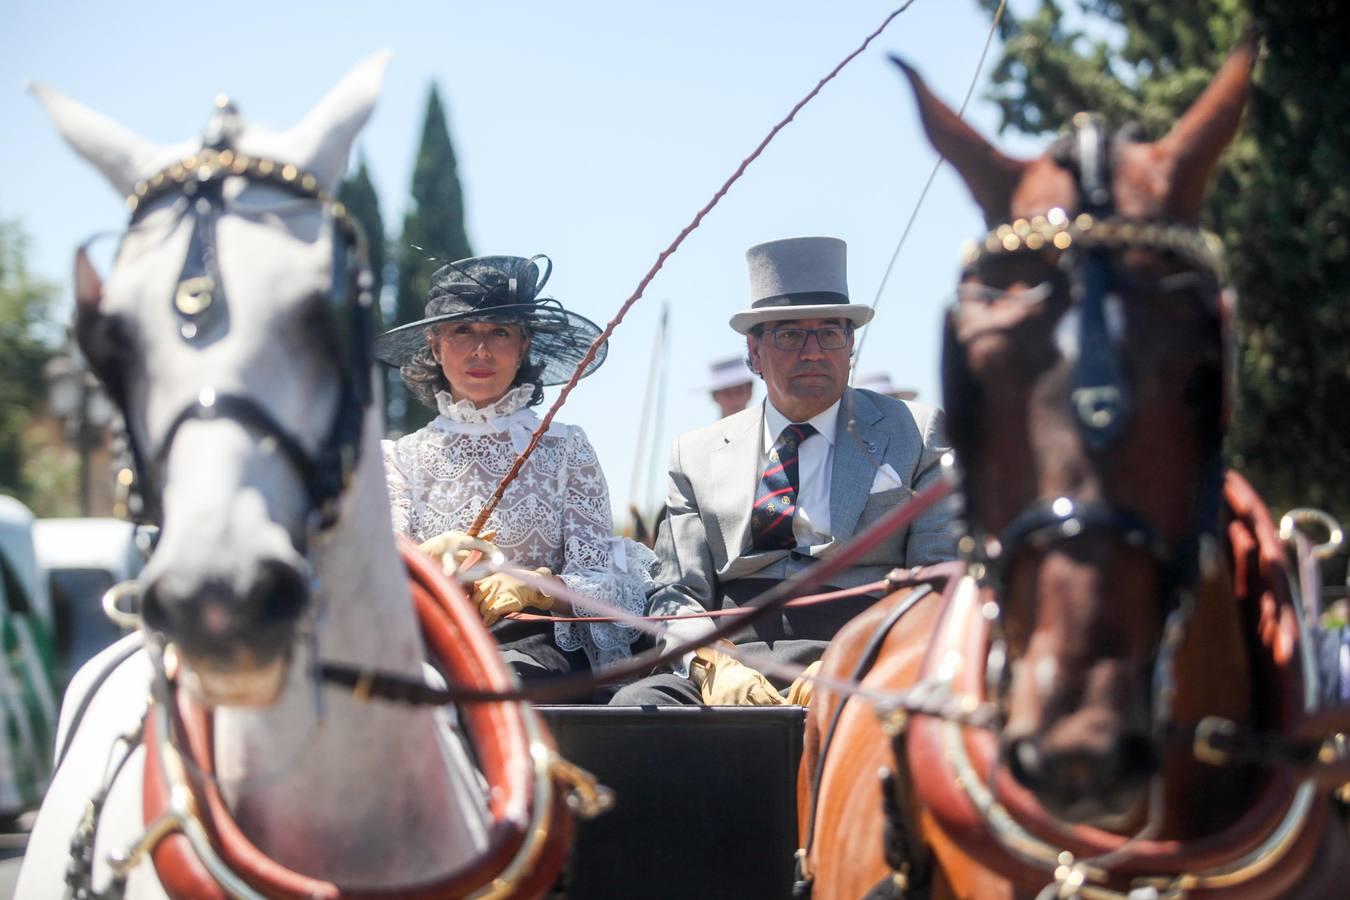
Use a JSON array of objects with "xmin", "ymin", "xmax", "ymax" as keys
[{"xmin": 554, "ymin": 538, "xmax": 660, "ymax": 670}]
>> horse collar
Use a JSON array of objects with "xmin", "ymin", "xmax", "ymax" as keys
[
  {"xmin": 115, "ymin": 540, "xmax": 582, "ymax": 900},
  {"xmin": 909, "ymin": 477, "xmax": 1330, "ymax": 898}
]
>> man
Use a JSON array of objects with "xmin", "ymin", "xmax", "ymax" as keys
[
  {"xmin": 705, "ymin": 355, "xmax": 755, "ymax": 418},
  {"xmin": 612, "ymin": 236, "xmax": 955, "ymax": 706}
]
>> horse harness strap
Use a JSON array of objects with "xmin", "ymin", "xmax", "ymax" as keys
[
  {"xmin": 83, "ymin": 131, "xmax": 377, "ymax": 531},
  {"xmin": 74, "ymin": 538, "xmax": 600, "ymax": 900},
  {"xmin": 906, "ymin": 475, "xmax": 1337, "ymax": 899},
  {"xmin": 955, "ymin": 114, "xmax": 1230, "ymax": 609},
  {"xmin": 795, "ymin": 568, "xmax": 961, "ymax": 900}
]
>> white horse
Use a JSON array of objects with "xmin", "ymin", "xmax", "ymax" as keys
[{"xmin": 18, "ymin": 55, "xmax": 566, "ymax": 899}]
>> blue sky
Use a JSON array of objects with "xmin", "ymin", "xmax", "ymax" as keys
[{"xmin": 3, "ymin": 1, "xmax": 1041, "ymax": 521}]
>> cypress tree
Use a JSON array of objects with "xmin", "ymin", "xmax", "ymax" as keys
[
  {"xmin": 392, "ymin": 84, "xmax": 473, "ymax": 433},
  {"xmin": 338, "ymin": 155, "xmax": 393, "ymax": 428},
  {"xmin": 974, "ymin": 0, "xmax": 1350, "ymax": 521},
  {"xmin": 338, "ymin": 153, "xmax": 387, "ymax": 319}
]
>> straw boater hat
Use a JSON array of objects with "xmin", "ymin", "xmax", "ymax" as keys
[
  {"xmin": 704, "ymin": 355, "xmax": 754, "ymax": 392},
  {"xmin": 729, "ymin": 236, "xmax": 876, "ymax": 334},
  {"xmin": 375, "ymin": 254, "xmax": 607, "ymax": 387}
]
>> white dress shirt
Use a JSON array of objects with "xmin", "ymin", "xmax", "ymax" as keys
[{"xmin": 762, "ymin": 398, "xmax": 840, "ymax": 547}]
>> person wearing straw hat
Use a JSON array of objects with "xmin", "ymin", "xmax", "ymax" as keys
[
  {"xmin": 705, "ymin": 354, "xmax": 755, "ymax": 418},
  {"xmin": 611, "ymin": 236, "xmax": 955, "ymax": 706},
  {"xmin": 378, "ymin": 254, "xmax": 658, "ymax": 687}
]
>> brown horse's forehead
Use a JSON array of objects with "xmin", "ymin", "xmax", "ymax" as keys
[
  {"xmin": 1008, "ymin": 143, "xmax": 1173, "ymax": 222},
  {"xmin": 1008, "ymin": 157, "xmax": 1078, "ymax": 220}
]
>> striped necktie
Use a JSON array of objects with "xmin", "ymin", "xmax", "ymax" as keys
[{"xmin": 751, "ymin": 423, "xmax": 818, "ymax": 551}]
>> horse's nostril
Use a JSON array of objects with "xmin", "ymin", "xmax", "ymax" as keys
[
  {"xmin": 1006, "ymin": 737, "xmax": 1045, "ymax": 789},
  {"xmin": 1116, "ymin": 733, "xmax": 1158, "ymax": 782},
  {"xmin": 247, "ymin": 559, "xmax": 309, "ymax": 626},
  {"xmin": 140, "ymin": 581, "xmax": 170, "ymax": 632}
]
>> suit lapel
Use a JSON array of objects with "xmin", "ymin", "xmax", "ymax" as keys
[
  {"xmin": 830, "ymin": 388, "xmax": 889, "ymax": 540},
  {"xmin": 712, "ymin": 405, "xmax": 765, "ymax": 562}
]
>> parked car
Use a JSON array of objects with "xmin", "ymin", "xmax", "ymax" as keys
[
  {"xmin": 32, "ymin": 517, "xmax": 142, "ymax": 689},
  {"xmin": 0, "ymin": 498, "xmax": 59, "ymax": 819}
]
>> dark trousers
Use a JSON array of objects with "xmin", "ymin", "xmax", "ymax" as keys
[
  {"xmin": 491, "ymin": 617, "xmax": 621, "ymax": 703},
  {"xmin": 609, "ymin": 579, "xmax": 880, "ymax": 706}
]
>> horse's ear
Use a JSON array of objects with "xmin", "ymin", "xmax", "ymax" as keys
[
  {"xmin": 282, "ymin": 50, "xmax": 392, "ymax": 192},
  {"xmin": 1155, "ymin": 31, "xmax": 1259, "ymax": 221},
  {"xmin": 891, "ymin": 56, "xmax": 1027, "ymax": 227},
  {"xmin": 28, "ymin": 82, "xmax": 163, "ymax": 197}
]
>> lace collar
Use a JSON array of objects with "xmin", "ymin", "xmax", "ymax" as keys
[
  {"xmin": 431, "ymin": 384, "xmax": 560, "ymax": 452},
  {"xmin": 435, "ymin": 384, "xmax": 535, "ymax": 423}
]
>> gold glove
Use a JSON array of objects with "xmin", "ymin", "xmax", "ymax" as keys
[
  {"xmin": 785, "ymin": 660, "xmax": 823, "ymax": 707},
  {"xmin": 473, "ymin": 567, "xmax": 555, "ymax": 627},
  {"xmin": 690, "ymin": 642, "xmax": 786, "ymax": 707},
  {"xmin": 418, "ymin": 529, "xmax": 499, "ymax": 577}
]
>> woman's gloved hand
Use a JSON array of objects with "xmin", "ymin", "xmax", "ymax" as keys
[
  {"xmin": 690, "ymin": 641, "xmax": 785, "ymax": 706},
  {"xmin": 473, "ymin": 567, "xmax": 555, "ymax": 627},
  {"xmin": 418, "ymin": 529, "xmax": 499, "ymax": 577},
  {"xmin": 785, "ymin": 660, "xmax": 823, "ymax": 707}
]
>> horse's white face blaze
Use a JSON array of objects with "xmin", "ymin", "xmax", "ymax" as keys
[{"xmin": 35, "ymin": 54, "xmax": 389, "ymax": 706}]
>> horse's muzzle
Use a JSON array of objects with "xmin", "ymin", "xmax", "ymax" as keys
[
  {"xmin": 1004, "ymin": 731, "xmax": 1158, "ymax": 823},
  {"xmin": 141, "ymin": 556, "xmax": 309, "ymax": 679}
]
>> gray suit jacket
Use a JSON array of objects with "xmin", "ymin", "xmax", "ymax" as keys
[{"xmin": 648, "ymin": 388, "xmax": 956, "ymax": 643}]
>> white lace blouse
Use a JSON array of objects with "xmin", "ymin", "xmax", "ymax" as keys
[{"xmin": 383, "ymin": 385, "xmax": 657, "ymax": 670}]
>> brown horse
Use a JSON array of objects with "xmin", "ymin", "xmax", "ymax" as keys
[{"xmin": 798, "ymin": 35, "xmax": 1350, "ymax": 899}]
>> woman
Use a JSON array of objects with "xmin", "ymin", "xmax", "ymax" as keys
[{"xmin": 377, "ymin": 254, "xmax": 656, "ymax": 681}]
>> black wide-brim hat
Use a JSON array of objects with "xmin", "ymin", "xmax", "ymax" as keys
[{"xmin": 375, "ymin": 254, "xmax": 607, "ymax": 386}]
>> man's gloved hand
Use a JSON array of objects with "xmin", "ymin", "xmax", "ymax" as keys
[
  {"xmin": 473, "ymin": 567, "xmax": 555, "ymax": 627},
  {"xmin": 690, "ymin": 642, "xmax": 786, "ymax": 706},
  {"xmin": 785, "ymin": 660, "xmax": 823, "ymax": 707},
  {"xmin": 418, "ymin": 529, "xmax": 499, "ymax": 577}
]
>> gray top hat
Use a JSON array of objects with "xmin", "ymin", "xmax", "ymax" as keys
[{"xmin": 729, "ymin": 236, "xmax": 876, "ymax": 334}]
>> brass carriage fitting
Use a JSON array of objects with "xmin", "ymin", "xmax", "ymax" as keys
[
  {"xmin": 548, "ymin": 753, "xmax": 614, "ymax": 819},
  {"xmin": 878, "ymin": 707, "xmax": 910, "ymax": 737},
  {"xmin": 1193, "ymin": 716, "xmax": 1237, "ymax": 766},
  {"xmin": 1278, "ymin": 507, "xmax": 1344, "ymax": 560}
]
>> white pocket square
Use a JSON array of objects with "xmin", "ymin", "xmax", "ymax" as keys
[{"xmin": 869, "ymin": 463, "xmax": 905, "ymax": 494}]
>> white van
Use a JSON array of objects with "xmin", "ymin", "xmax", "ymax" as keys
[
  {"xmin": 32, "ymin": 518, "xmax": 142, "ymax": 686},
  {"xmin": 0, "ymin": 498, "xmax": 58, "ymax": 818}
]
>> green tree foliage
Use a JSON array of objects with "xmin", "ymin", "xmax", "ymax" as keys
[
  {"xmin": 976, "ymin": 0, "xmax": 1350, "ymax": 519},
  {"xmin": 0, "ymin": 219, "xmax": 61, "ymax": 506},
  {"xmin": 392, "ymin": 84, "xmax": 473, "ymax": 433},
  {"xmin": 338, "ymin": 153, "xmax": 387, "ymax": 319},
  {"xmin": 337, "ymin": 155, "xmax": 392, "ymax": 429}
]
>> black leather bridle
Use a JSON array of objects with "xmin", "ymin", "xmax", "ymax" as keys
[
  {"xmin": 947, "ymin": 113, "xmax": 1230, "ymax": 609},
  {"xmin": 76, "ymin": 104, "xmax": 376, "ymax": 536}
]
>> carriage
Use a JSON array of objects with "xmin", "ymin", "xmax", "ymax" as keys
[{"xmin": 15, "ymin": 26, "xmax": 1350, "ymax": 900}]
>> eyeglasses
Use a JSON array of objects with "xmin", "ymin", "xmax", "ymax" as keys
[
  {"xmin": 762, "ymin": 325, "xmax": 851, "ymax": 351},
  {"xmin": 437, "ymin": 323, "xmax": 525, "ymax": 351}
]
